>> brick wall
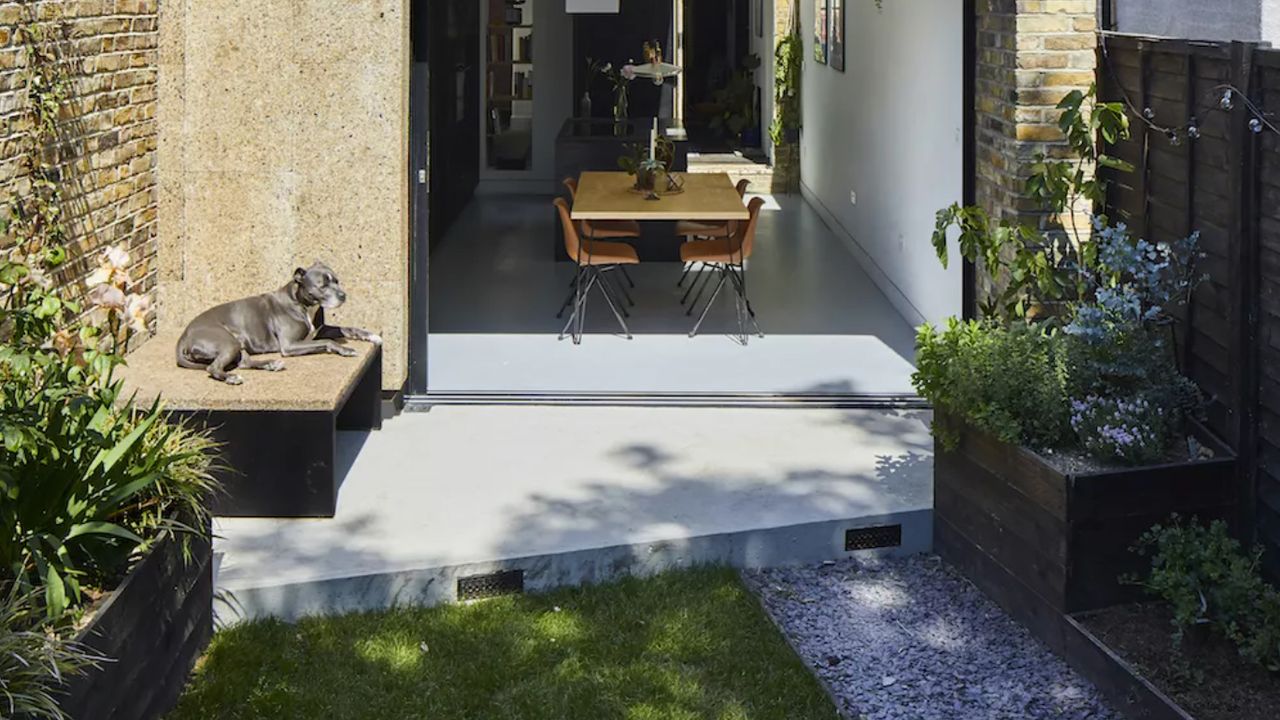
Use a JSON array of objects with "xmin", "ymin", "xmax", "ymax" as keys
[
  {"xmin": 974, "ymin": 0, "xmax": 1096, "ymax": 300},
  {"xmin": 771, "ymin": 0, "xmax": 799, "ymax": 193},
  {"xmin": 0, "ymin": 0, "xmax": 159, "ymax": 327},
  {"xmin": 976, "ymin": 0, "xmax": 1096, "ymax": 222}
]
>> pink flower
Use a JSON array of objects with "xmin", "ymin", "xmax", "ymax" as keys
[
  {"xmin": 124, "ymin": 293, "xmax": 150, "ymax": 334},
  {"xmin": 621, "ymin": 64, "xmax": 637, "ymax": 81},
  {"xmin": 87, "ymin": 284, "xmax": 126, "ymax": 310}
]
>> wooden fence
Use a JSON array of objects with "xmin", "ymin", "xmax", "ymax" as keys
[{"xmin": 1098, "ymin": 32, "xmax": 1280, "ymax": 579}]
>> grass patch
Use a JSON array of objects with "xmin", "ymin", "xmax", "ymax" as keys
[{"xmin": 171, "ymin": 567, "xmax": 838, "ymax": 720}]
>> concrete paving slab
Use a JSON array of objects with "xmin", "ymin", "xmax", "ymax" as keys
[{"xmin": 214, "ymin": 406, "xmax": 933, "ymax": 621}]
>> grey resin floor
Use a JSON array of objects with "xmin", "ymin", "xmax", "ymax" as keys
[{"xmin": 427, "ymin": 193, "xmax": 921, "ymax": 394}]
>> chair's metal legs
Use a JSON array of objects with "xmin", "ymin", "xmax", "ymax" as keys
[
  {"xmin": 558, "ymin": 267, "xmax": 633, "ymax": 342},
  {"xmin": 685, "ymin": 263, "xmax": 764, "ymax": 340},
  {"xmin": 619, "ymin": 265, "xmax": 635, "ymax": 288},
  {"xmin": 689, "ymin": 269, "xmax": 728, "ymax": 338},
  {"xmin": 684, "ymin": 265, "xmax": 713, "ymax": 315}
]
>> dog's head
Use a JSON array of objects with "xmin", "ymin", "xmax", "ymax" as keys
[{"xmin": 293, "ymin": 262, "xmax": 347, "ymax": 310}]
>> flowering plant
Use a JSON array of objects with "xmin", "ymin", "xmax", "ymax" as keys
[
  {"xmin": 1070, "ymin": 395, "xmax": 1166, "ymax": 464},
  {"xmin": 586, "ymin": 57, "xmax": 637, "ymax": 121}
]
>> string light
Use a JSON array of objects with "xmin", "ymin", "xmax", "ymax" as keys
[{"xmin": 1100, "ymin": 34, "xmax": 1280, "ymax": 141}]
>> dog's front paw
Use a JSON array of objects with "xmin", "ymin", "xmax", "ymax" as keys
[
  {"xmin": 334, "ymin": 345, "xmax": 359, "ymax": 357},
  {"xmin": 225, "ymin": 374, "xmax": 245, "ymax": 386},
  {"xmin": 365, "ymin": 333, "xmax": 383, "ymax": 346},
  {"xmin": 263, "ymin": 360, "xmax": 286, "ymax": 372}
]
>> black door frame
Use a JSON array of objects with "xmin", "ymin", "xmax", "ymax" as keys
[{"xmin": 406, "ymin": 0, "xmax": 980, "ymax": 406}]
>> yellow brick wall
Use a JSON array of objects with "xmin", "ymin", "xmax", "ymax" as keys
[{"xmin": 0, "ymin": 0, "xmax": 159, "ymax": 329}]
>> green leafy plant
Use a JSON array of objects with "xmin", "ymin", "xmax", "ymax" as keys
[
  {"xmin": 0, "ymin": 586, "xmax": 102, "ymax": 720},
  {"xmin": 770, "ymin": 29, "xmax": 802, "ymax": 146},
  {"xmin": 933, "ymin": 85, "xmax": 1134, "ymax": 321},
  {"xmin": 710, "ymin": 53, "xmax": 762, "ymax": 142},
  {"xmin": 1130, "ymin": 518, "xmax": 1280, "ymax": 672},
  {"xmin": 913, "ymin": 319, "xmax": 1070, "ymax": 450},
  {"xmin": 0, "ymin": 4, "xmax": 217, "ymax": 621}
]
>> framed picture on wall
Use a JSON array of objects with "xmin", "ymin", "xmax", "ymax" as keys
[
  {"xmin": 829, "ymin": 0, "xmax": 844, "ymax": 71},
  {"xmin": 814, "ymin": 0, "xmax": 828, "ymax": 64}
]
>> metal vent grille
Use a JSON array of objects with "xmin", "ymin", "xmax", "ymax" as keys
[
  {"xmin": 845, "ymin": 524, "xmax": 903, "ymax": 551},
  {"xmin": 457, "ymin": 570, "xmax": 524, "ymax": 601}
]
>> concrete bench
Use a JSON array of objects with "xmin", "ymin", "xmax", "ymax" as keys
[{"xmin": 118, "ymin": 332, "xmax": 382, "ymax": 518}]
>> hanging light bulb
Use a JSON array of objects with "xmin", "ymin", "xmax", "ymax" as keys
[
  {"xmin": 1187, "ymin": 118, "xmax": 1201, "ymax": 140},
  {"xmin": 1143, "ymin": 107, "xmax": 1156, "ymax": 121},
  {"xmin": 1168, "ymin": 130, "xmax": 1181, "ymax": 146},
  {"xmin": 1250, "ymin": 117, "xmax": 1265, "ymax": 134},
  {"xmin": 1220, "ymin": 89, "xmax": 1235, "ymax": 111}
]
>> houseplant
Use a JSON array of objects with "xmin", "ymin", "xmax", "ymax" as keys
[
  {"xmin": 710, "ymin": 53, "xmax": 762, "ymax": 146},
  {"xmin": 1, "ymin": 7, "xmax": 219, "ymax": 718},
  {"xmin": 919, "ymin": 87, "xmax": 1237, "ymax": 629}
]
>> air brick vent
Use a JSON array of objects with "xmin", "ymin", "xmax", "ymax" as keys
[
  {"xmin": 845, "ymin": 524, "xmax": 903, "ymax": 551},
  {"xmin": 457, "ymin": 569, "xmax": 524, "ymax": 601}
]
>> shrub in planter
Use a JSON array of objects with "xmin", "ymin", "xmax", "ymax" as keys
[
  {"xmin": 1, "ymin": 8, "xmax": 218, "ymax": 717},
  {"xmin": 0, "ymin": 589, "xmax": 101, "ymax": 720},
  {"xmin": 920, "ymin": 84, "xmax": 1237, "ymax": 631}
]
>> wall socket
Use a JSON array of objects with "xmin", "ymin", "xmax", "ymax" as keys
[{"xmin": 849, "ymin": 191, "xmax": 857, "ymax": 205}]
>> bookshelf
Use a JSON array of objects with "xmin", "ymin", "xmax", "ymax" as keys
[{"xmin": 485, "ymin": 0, "xmax": 534, "ymax": 170}]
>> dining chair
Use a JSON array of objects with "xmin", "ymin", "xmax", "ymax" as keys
[
  {"xmin": 563, "ymin": 177, "xmax": 638, "ymax": 290},
  {"xmin": 552, "ymin": 197, "xmax": 638, "ymax": 343},
  {"xmin": 679, "ymin": 196, "xmax": 766, "ymax": 340},
  {"xmin": 676, "ymin": 178, "xmax": 750, "ymax": 293}
]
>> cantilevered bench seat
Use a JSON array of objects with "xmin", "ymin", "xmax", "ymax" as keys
[{"xmin": 118, "ymin": 332, "xmax": 382, "ymax": 518}]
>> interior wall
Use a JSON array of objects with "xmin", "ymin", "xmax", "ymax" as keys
[
  {"xmin": 479, "ymin": 0, "xmax": 573, "ymax": 191},
  {"xmin": 797, "ymin": 0, "xmax": 962, "ymax": 325},
  {"xmin": 158, "ymin": 0, "xmax": 411, "ymax": 390}
]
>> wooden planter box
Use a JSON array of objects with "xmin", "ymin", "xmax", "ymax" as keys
[
  {"xmin": 1061, "ymin": 613, "xmax": 1196, "ymax": 720},
  {"xmin": 58, "ymin": 519, "xmax": 214, "ymax": 720},
  {"xmin": 933, "ymin": 411, "xmax": 1237, "ymax": 649}
]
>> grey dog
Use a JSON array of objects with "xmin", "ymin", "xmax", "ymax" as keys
[{"xmin": 175, "ymin": 262, "xmax": 382, "ymax": 384}]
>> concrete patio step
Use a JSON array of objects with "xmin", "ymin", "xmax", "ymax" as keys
[{"xmin": 213, "ymin": 406, "xmax": 933, "ymax": 623}]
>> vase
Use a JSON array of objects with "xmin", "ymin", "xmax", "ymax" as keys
[
  {"xmin": 613, "ymin": 90, "xmax": 629, "ymax": 135},
  {"xmin": 635, "ymin": 167, "xmax": 657, "ymax": 191}
]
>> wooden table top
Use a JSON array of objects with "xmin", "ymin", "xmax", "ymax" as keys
[{"xmin": 570, "ymin": 171, "xmax": 750, "ymax": 222}]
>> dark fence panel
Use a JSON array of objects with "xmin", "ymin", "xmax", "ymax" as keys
[{"xmin": 1099, "ymin": 33, "xmax": 1280, "ymax": 580}]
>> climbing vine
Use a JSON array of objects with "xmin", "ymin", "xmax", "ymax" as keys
[{"xmin": 769, "ymin": 16, "xmax": 802, "ymax": 145}]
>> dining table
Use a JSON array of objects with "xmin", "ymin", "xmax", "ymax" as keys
[{"xmin": 557, "ymin": 171, "xmax": 750, "ymax": 261}]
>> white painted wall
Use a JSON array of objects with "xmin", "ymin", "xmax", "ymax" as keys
[
  {"xmin": 1117, "ymin": 0, "xmax": 1280, "ymax": 44},
  {"xmin": 749, "ymin": 0, "xmax": 776, "ymax": 158},
  {"xmin": 797, "ymin": 0, "xmax": 963, "ymax": 325}
]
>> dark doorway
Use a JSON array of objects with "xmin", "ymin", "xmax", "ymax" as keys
[{"xmin": 682, "ymin": 0, "xmax": 750, "ymax": 150}]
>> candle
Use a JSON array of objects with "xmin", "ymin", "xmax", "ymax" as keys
[{"xmin": 650, "ymin": 118, "xmax": 658, "ymax": 161}]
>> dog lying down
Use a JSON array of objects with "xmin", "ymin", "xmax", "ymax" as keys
[{"xmin": 175, "ymin": 262, "xmax": 382, "ymax": 385}]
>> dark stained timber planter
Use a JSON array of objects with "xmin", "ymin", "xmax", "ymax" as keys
[
  {"xmin": 1061, "ymin": 613, "xmax": 1196, "ymax": 720},
  {"xmin": 933, "ymin": 411, "xmax": 1237, "ymax": 650},
  {"xmin": 58, "ymin": 518, "xmax": 214, "ymax": 720}
]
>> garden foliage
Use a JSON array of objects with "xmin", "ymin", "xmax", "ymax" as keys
[
  {"xmin": 1, "ymin": 6, "xmax": 217, "ymax": 718},
  {"xmin": 1132, "ymin": 518, "xmax": 1280, "ymax": 672},
  {"xmin": 915, "ymin": 86, "xmax": 1205, "ymax": 464}
]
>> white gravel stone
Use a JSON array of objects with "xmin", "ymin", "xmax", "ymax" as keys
[{"xmin": 744, "ymin": 555, "xmax": 1121, "ymax": 720}]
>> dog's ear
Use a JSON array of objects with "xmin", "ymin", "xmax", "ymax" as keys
[{"xmin": 293, "ymin": 267, "xmax": 306, "ymax": 283}]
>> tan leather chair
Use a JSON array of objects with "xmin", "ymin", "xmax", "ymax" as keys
[
  {"xmin": 563, "ymin": 177, "xmax": 642, "ymax": 240},
  {"xmin": 679, "ymin": 196, "xmax": 765, "ymax": 339},
  {"xmin": 552, "ymin": 197, "xmax": 638, "ymax": 343},
  {"xmin": 563, "ymin": 176, "xmax": 639, "ymax": 290},
  {"xmin": 675, "ymin": 178, "xmax": 750, "ymax": 240}
]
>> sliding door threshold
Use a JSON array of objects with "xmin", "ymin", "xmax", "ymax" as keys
[{"xmin": 405, "ymin": 392, "xmax": 928, "ymax": 410}]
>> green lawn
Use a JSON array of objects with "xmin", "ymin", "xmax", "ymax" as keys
[{"xmin": 171, "ymin": 567, "xmax": 839, "ymax": 720}]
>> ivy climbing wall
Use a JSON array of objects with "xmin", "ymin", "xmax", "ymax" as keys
[{"xmin": 0, "ymin": 1, "xmax": 161, "ymax": 329}]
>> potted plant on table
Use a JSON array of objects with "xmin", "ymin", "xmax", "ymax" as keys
[{"xmin": 918, "ymin": 87, "xmax": 1237, "ymax": 624}]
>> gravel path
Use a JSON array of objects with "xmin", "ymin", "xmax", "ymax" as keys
[{"xmin": 744, "ymin": 556, "xmax": 1121, "ymax": 720}]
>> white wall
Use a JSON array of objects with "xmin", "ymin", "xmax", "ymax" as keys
[
  {"xmin": 798, "ymin": 0, "xmax": 963, "ymax": 325},
  {"xmin": 1117, "ymin": 0, "xmax": 1280, "ymax": 44},
  {"xmin": 749, "ymin": 0, "xmax": 776, "ymax": 158}
]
